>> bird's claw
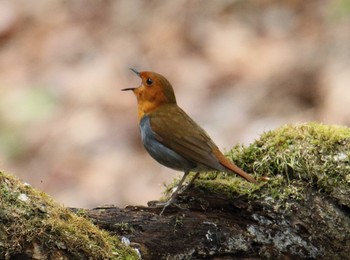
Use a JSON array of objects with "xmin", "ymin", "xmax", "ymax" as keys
[
  {"xmin": 148, "ymin": 200, "xmax": 185, "ymax": 215},
  {"xmin": 159, "ymin": 201, "xmax": 186, "ymax": 215},
  {"xmin": 159, "ymin": 201, "xmax": 171, "ymax": 215}
]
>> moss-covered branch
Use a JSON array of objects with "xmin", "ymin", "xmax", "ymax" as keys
[
  {"xmin": 190, "ymin": 122, "xmax": 350, "ymax": 209},
  {"xmin": 104, "ymin": 122, "xmax": 349, "ymax": 259},
  {"xmin": 1, "ymin": 123, "xmax": 349, "ymax": 259},
  {"xmin": 0, "ymin": 172, "xmax": 139, "ymax": 259}
]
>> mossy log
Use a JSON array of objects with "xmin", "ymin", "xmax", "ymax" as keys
[
  {"xmin": 86, "ymin": 185, "xmax": 349, "ymax": 259},
  {"xmin": 85, "ymin": 123, "xmax": 350, "ymax": 259},
  {"xmin": 0, "ymin": 171, "xmax": 139, "ymax": 259},
  {"xmin": 1, "ymin": 123, "xmax": 349, "ymax": 259}
]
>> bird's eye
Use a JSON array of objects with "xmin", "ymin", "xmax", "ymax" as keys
[{"xmin": 146, "ymin": 78, "xmax": 153, "ymax": 86}]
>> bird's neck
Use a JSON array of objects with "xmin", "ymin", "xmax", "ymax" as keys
[{"xmin": 137, "ymin": 102, "xmax": 175, "ymax": 122}]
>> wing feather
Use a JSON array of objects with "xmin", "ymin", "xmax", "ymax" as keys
[{"xmin": 149, "ymin": 105, "xmax": 222, "ymax": 170}]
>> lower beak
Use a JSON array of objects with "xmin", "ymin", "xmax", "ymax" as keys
[{"xmin": 121, "ymin": 88, "xmax": 135, "ymax": 91}]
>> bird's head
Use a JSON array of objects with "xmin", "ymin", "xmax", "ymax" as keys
[{"xmin": 122, "ymin": 69, "xmax": 177, "ymax": 118}]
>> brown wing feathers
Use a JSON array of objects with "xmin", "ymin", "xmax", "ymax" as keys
[{"xmin": 151, "ymin": 105, "xmax": 257, "ymax": 183}]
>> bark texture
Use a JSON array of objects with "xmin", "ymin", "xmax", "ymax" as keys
[{"xmin": 85, "ymin": 185, "xmax": 350, "ymax": 259}]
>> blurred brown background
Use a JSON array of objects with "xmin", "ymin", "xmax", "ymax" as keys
[{"xmin": 0, "ymin": 0, "xmax": 349, "ymax": 208}]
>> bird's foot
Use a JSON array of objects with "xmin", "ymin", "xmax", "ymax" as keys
[
  {"xmin": 148, "ymin": 199, "xmax": 185, "ymax": 215},
  {"xmin": 159, "ymin": 200, "xmax": 171, "ymax": 215},
  {"xmin": 160, "ymin": 200, "xmax": 187, "ymax": 215},
  {"xmin": 148, "ymin": 171, "xmax": 199, "ymax": 215}
]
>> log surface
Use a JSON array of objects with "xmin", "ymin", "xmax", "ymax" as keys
[{"xmin": 84, "ymin": 186, "xmax": 350, "ymax": 259}]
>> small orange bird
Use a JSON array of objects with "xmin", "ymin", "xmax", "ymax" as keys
[{"xmin": 122, "ymin": 69, "xmax": 257, "ymax": 211}]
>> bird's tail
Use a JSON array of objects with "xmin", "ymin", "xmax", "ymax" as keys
[{"xmin": 215, "ymin": 150, "xmax": 257, "ymax": 183}]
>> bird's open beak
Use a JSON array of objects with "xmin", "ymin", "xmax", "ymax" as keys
[{"xmin": 121, "ymin": 68, "xmax": 141, "ymax": 91}]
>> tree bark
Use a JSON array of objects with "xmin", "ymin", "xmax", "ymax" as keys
[{"xmin": 82, "ymin": 185, "xmax": 350, "ymax": 259}]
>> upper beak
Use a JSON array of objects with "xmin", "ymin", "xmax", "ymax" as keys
[
  {"xmin": 129, "ymin": 68, "xmax": 140, "ymax": 77},
  {"xmin": 121, "ymin": 68, "xmax": 141, "ymax": 91}
]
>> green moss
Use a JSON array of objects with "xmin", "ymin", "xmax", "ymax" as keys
[
  {"xmin": 113, "ymin": 222, "xmax": 135, "ymax": 235},
  {"xmin": 165, "ymin": 123, "xmax": 350, "ymax": 210},
  {"xmin": 0, "ymin": 171, "xmax": 139, "ymax": 259}
]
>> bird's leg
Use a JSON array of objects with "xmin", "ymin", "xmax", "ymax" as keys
[
  {"xmin": 159, "ymin": 170, "xmax": 189, "ymax": 215},
  {"xmin": 181, "ymin": 172, "xmax": 200, "ymax": 194},
  {"xmin": 168, "ymin": 170, "xmax": 190, "ymax": 202}
]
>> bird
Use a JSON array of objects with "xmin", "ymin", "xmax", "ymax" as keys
[{"xmin": 122, "ymin": 68, "xmax": 257, "ymax": 213}]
